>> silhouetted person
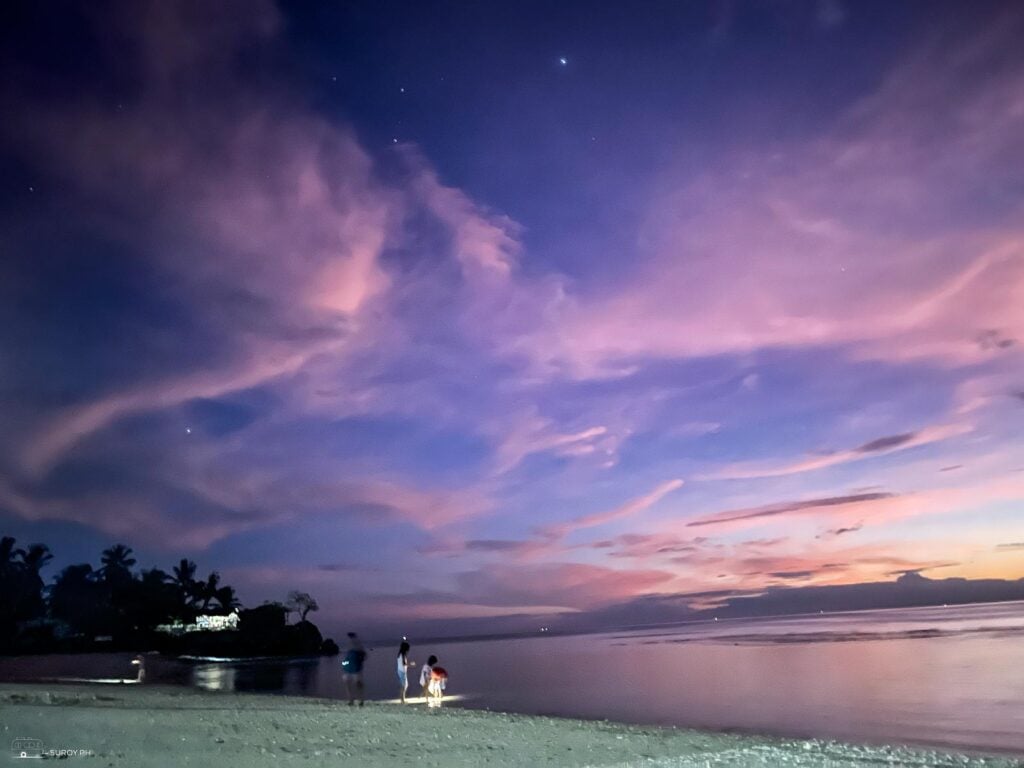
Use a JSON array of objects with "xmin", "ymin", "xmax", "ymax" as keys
[
  {"xmin": 396, "ymin": 640, "xmax": 416, "ymax": 703},
  {"xmin": 342, "ymin": 632, "xmax": 367, "ymax": 706},
  {"xmin": 419, "ymin": 654, "xmax": 447, "ymax": 704},
  {"xmin": 428, "ymin": 664, "xmax": 448, "ymax": 703},
  {"xmin": 419, "ymin": 654, "xmax": 436, "ymax": 700}
]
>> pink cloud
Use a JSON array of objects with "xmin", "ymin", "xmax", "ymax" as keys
[
  {"xmin": 411, "ymin": 160, "xmax": 520, "ymax": 281},
  {"xmin": 490, "ymin": 412, "xmax": 611, "ymax": 474},
  {"xmin": 506, "ymin": 21, "xmax": 1024, "ymax": 379},
  {"xmin": 590, "ymin": 532, "xmax": 713, "ymax": 559},
  {"xmin": 456, "ymin": 562, "xmax": 678, "ymax": 610},
  {"xmin": 9, "ymin": 2, "xmax": 549, "ymax": 487},
  {"xmin": 15, "ymin": 26, "xmax": 397, "ymax": 474},
  {"xmin": 0, "ymin": 479, "xmax": 236, "ymax": 551},
  {"xmin": 420, "ymin": 479, "xmax": 687, "ymax": 563},
  {"xmin": 539, "ymin": 478, "xmax": 685, "ymax": 540},
  {"xmin": 24, "ymin": 338, "xmax": 340, "ymax": 475},
  {"xmin": 180, "ymin": 465, "xmax": 492, "ymax": 534},
  {"xmin": 701, "ymin": 423, "xmax": 971, "ymax": 481}
]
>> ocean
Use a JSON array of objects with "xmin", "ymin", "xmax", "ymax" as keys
[{"xmin": 2, "ymin": 600, "xmax": 1022, "ymax": 755}]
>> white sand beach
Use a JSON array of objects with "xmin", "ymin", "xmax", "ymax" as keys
[{"xmin": 1, "ymin": 684, "xmax": 1020, "ymax": 767}]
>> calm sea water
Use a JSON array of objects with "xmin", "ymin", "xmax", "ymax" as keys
[{"xmin": 2, "ymin": 601, "xmax": 1023, "ymax": 755}]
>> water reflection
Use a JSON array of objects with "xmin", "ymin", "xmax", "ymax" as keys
[
  {"xmin": 192, "ymin": 664, "xmax": 237, "ymax": 692},
  {"xmin": 191, "ymin": 660, "xmax": 312, "ymax": 693},
  {"xmin": 1, "ymin": 602, "xmax": 1022, "ymax": 754}
]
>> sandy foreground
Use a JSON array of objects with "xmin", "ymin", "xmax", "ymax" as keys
[{"xmin": 1, "ymin": 684, "xmax": 1021, "ymax": 767}]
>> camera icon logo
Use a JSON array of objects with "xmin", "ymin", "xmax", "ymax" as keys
[{"xmin": 11, "ymin": 738, "xmax": 43, "ymax": 759}]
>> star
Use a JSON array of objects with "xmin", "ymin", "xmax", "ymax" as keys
[
  {"xmin": 559, "ymin": 57, "xmax": 568, "ymax": 66},
  {"xmin": 400, "ymin": 87, "xmax": 405, "ymax": 93},
  {"xmin": 186, "ymin": 427, "xmax": 192, "ymax": 434}
]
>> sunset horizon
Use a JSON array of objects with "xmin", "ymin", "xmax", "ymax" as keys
[{"xmin": 2, "ymin": 0, "xmax": 1023, "ymax": 643}]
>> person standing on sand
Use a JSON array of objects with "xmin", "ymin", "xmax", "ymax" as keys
[
  {"xmin": 396, "ymin": 641, "xmax": 416, "ymax": 703},
  {"xmin": 419, "ymin": 654, "xmax": 448, "ymax": 704},
  {"xmin": 428, "ymin": 663, "xmax": 448, "ymax": 703},
  {"xmin": 419, "ymin": 654, "xmax": 436, "ymax": 700},
  {"xmin": 341, "ymin": 632, "xmax": 367, "ymax": 706}
]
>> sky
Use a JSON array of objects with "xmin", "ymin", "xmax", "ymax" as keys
[{"xmin": 1, "ymin": 0, "xmax": 1022, "ymax": 639}]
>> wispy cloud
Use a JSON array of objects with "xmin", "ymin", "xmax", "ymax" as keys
[
  {"xmin": 509, "ymin": 18, "xmax": 1024, "ymax": 378},
  {"xmin": 538, "ymin": 479, "xmax": 685, "ymax": 540},
  {"xmin": 702, "ymin": 423, "xmax": 970, "ymax": 480},
  {"xmin": 687, "ymin": 493, "xmax": 891, "ymax": 528},
  {"xmin": 2, "ymin": 1, "xmax": 1023, "ymax": 635}
]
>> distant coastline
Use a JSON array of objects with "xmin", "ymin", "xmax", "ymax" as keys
[
  {"xmin": 1, "ymin": 537, "xmax": 339, "ymax": 658},
  {"xmin": 366, "ymin": 581, "xmax": 1024, "ymax": 645}
]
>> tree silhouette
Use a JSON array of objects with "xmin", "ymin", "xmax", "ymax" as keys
[
  {"xmin": 0, "ymin": 537, "xmax": 26, "ymax": 644},
  {"xmin": 1, "ymin": 535, "xmax": 336, "ymax": 655},
  {"xmin": 133, "ymin": 569, "xmax": 178, "ymax": 631},
  {"xmin": 19, "ymin": 543, "xmax": 53, "ymax": 574},
  {"xmin": 99, "ymin": 544, "xmax": 136, "ymax": 583},
  {"xmin": 0, "ymin": 538, "xmax": 52, "ymax": 647},
  {"xmin": 198, "ymin": 572, "xmax": 221, "ymax": 612},
  {"xmin": 15, "ymin": 544, "xmax": 52, "ymax": 621},
  {"xmin": 50, "ymin": 564, "xmax": 109, "ymax": 638},
  {"xmin": 214, "ymin": 585, "xmax": 240, "ymax": 613},
  {"xmin": 172, "ymin": 559, "xmax": 197, "ymax": 595},
  {"xmin": 171, "ymin": 558, "xmax": 200, "ymax": 619},
  {"xmin": 1, "ymin": 536, "xmax": 22, "ymax": 569},
  {"xmin": 286, "ymin": 591, "xmax": 319, "ymax": 622},
  {"xmin": 98, "ymin": 544, "xmax": 138, "ymax": 635}
]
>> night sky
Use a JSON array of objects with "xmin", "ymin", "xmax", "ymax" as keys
[{"xmin": 1, "ymin": 1, "xmax": 1022, "ymax": 638}]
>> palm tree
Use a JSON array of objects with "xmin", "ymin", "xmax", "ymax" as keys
[
  {"xmin": 198, "ymin": 572, "xmax": 221, "ymax": 612},
  {"xmin": 18, "ymin": 544, "xmax": 53, "ymax": 576},
  {"xmin": 213, "ymin": 585, "xmax": 240, "ymax": 613},
  {"xmin": 0, "ymin": 536, "xmax": 24, "ymax": 576},
  {"xmin": 50, "ymin": 564, "xmax": 106, "ymax": 636},
  {"xmin": 14, "ymin": 544, "xmax": 52, "ymax": 620},
  {"xmin": 99, "ymin": 544, "xmax": 136, "ymax": 582},
  {"xmin": 171, "ymin": 559, "xmax": 199, "ymax": 604},
  {"xmin": 1, "ymin": 537, "xmax": 27, "ymax": 638},
  {"xmin": 0, "ymin": 539, "xmax": 48, "ymax": 626},
  {"xmin": 135, "ymin": 568, "xmax": 175, "ymax": 630}
]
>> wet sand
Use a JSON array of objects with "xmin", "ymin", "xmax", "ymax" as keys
[{"xmin": 1, "ymin": 683, "xmax": 1021, "ymax": 767}]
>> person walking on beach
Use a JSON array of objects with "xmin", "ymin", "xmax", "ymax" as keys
[
  {"xmin": 342, "ymin": 632, "xmax": 367, "ymax": 706},
  {"xmin": 396, "ymin": 641, "xmax": 416, "ymax": 703}
]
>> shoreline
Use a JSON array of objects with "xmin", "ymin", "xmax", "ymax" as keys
[{"xmin": 2, "ymin": 683, "xmax": 1021, "ymax": 767}]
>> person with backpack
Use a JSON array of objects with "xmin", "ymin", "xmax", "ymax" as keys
[{"xmin": 341, "ymin": 632, "xmax": 367, "ymax": 706}]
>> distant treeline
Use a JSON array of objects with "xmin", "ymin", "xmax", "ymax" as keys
[{"xmin": 0, "ymin": 536, "xmax": 337, "ymax": 657}]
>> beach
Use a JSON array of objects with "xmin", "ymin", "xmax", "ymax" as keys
[{"xmin": 1, "ymin": 684, "xmax": 1020, "ymax": 767}]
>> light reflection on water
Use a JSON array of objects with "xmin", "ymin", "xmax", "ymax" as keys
[
  {"xmin": 2, "ymin": 601, "xmax": 1023, "ymax": 754},
  {"xmin": 192, "ymin": 664, "xmax": 237, "ymax": 692}
]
